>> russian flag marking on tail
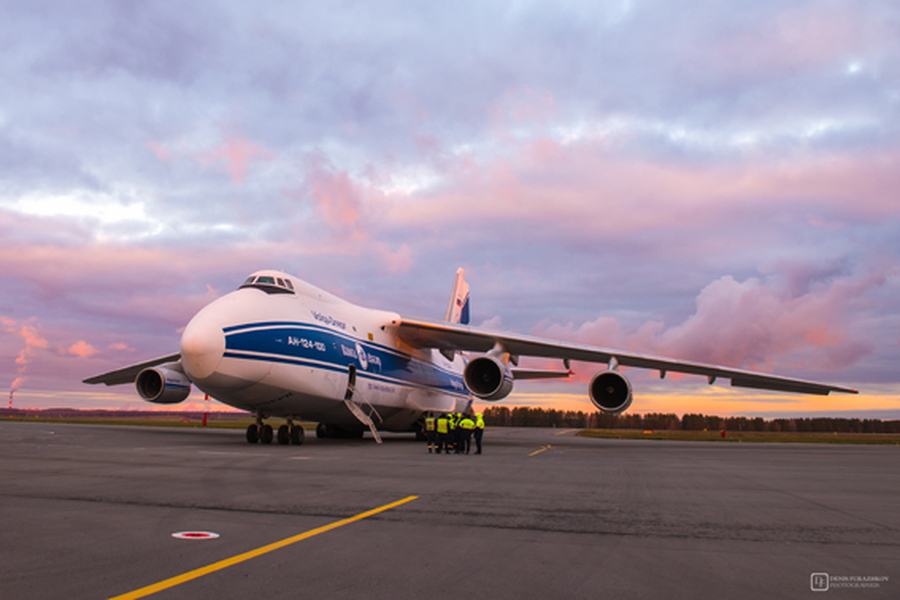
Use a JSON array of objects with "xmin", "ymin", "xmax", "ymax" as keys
[{"xmin": 444, "ymin": 268, "xmax": 470, "ymax": 325}]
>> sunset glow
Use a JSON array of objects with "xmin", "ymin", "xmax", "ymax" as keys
[{"xmin": 1, "ymin": 1, "xmax": 898, "ymax": 417}]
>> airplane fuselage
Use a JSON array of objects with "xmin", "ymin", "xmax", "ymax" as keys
[{"xmin": 179, "ymin": 272, "xmax": 471, "ymax": 432}]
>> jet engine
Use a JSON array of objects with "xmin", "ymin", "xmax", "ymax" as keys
[
  {"xmin": 589, "ymin": 370, "xmax": 633, "ymax": 414},
  {"xmin": 463, "ymin": 355, "xmax": 514, "ymax": 401},
  {"xmin": 136, "ymin": 364, "xmax": 192, "ymax": 404}
]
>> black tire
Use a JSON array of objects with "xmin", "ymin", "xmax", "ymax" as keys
[
  {"xmin": 316, "ymin": 423, "xmax": 329, "ymax": 439},
  {"xmin": 259, "ymin": 424, "xmax": 274, "ymax": 444},
  {"xmin": 245, "ymin": 424, "xmax": 259, "ymax": 444},
  {"xmin": 291, "ymin": 426, "xmax": 305, "ymax": 445},
  {"xmin": 277, "ymin": 425, "xmax": 290, "ymax": 445}
]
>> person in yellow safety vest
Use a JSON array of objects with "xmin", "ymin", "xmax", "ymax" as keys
[
  {"xmin": 473, "ymin": 412, "xmax": 485, "ymax": 454},
  {"xmin": 447, "ymin": 412, "xmax": 458, "ymax": 453},
  {"xmin": 424, "ymin": 413, "xmax": 437, "ymax": 453},
  {"xmin": 458, "ymin": 414, "xmax": 475, "ymax": 454},
  {"xmin": 435, "ymin": 413, "xmax": 450, "ymax": 454}
]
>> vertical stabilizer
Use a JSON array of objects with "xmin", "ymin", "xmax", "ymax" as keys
[{"xmin": 444, "ymin": 268, "xmax": 470, "ymax": 325}]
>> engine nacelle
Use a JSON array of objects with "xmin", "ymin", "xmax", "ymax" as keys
[
  {"xmin": 136, "ymin": 364, "xmax": 192, "ymax": 404},
  {"xmin": 463, "ymin": 355, "xmax": 515, "ymax": 401},
  {"xmin": 589, "ymin": 370, "xmax": 633, "ymax": 414}
]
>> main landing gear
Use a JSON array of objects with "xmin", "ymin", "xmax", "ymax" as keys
[
  {"xmin": 246, "ymin": 415, "xmax": 305, "ymax": 445},
  {"xmin": 315, "ymin": 423, "xmax": 364, "ymax": 439}
]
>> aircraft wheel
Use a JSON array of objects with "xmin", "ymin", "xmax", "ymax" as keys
[
  {"xmin": 259, "ymin": 424, "xmax": 274, "ymax": 444},
  {"xmin": 291, "ymin": 426, "xmax": 305, "ymax": 445},
  {"xmin": 277, "ymin": 425, "xmax": 290, "ymax": 445},
  {"xmin": 245, "ymin": 424, "xmax": 259, "ymax": 444},
  {"xmin": 316, "ymin": 423, "xmax": 329, "ymax": 439}
]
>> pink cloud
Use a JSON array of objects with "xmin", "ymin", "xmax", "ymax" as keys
[
  {"xmin": 65, "ymin": 340, "xmax": 99, "ymax": 358},
  {"xmin": 387, "ymin": 136, "xmax": 900, "ymax": 249},
  {"xmin": 0, "ymin": 245, "xmax": 254, "ymax": 345},
  {"xmin": 268, "ymin": 157, "xmax": 416, "ymax": 275},
  {"xmin": 306, "ymin": 158, "xmax": 364, "ymax": 232},
  {"xmin": 534, "ymin": 316, "xmax": 627, "ymax": 353},
  {"xmin": 194, "ymin": 131, "xmax": 276, "ymax": 184},
  {"xmin": 373, "ymin": 242, "xmax": 414, "ymax": 274},
  {"xmin": 2, "ymin": 316, "xmax": 48, "ymax": 393},
  {"xmin": 532, "ymin": 268, "xmax": 884, "ymax": 376},
  {"xmin": 146, "ymin": 141, "xmax": 172, "ymax": 162},
  {"xmin": 527, "ymin": 138, "xmax": 562, "ymax": 163}
]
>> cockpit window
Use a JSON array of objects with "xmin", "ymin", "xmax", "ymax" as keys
[{"xmin": 238, "ymin": 274, "xmax": 295, "ymax": 295}]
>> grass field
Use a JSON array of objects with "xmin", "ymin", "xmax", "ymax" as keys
[{"xmin": 577, "ymin": 429, "xmax": 900, "ymax": 445}]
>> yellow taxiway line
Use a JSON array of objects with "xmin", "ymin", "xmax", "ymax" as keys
[
  {"xmin": 109, "ymin": 495, "xmax": 419, "ymax": 600},
  {"xmin": 528, "ymin": 445, "xmax": 552, "ymax": 456}
]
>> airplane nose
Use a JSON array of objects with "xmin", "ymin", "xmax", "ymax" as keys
[{"xmin": 180, "ymin": 311, "xmax": 225, "ymax": 382}]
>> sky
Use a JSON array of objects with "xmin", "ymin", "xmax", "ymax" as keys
[{"xmin": 1, "ymin": 0, "xmax": 899, "ymax": 418}]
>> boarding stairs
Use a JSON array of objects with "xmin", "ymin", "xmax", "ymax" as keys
[{"xmin": 343, "ymin": 372, "xmax": 384, "ymax": 443}]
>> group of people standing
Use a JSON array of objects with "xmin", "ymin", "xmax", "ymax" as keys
[{"xmin": 423, "ymin": 411, "xmax": 484, "ymax": 454}]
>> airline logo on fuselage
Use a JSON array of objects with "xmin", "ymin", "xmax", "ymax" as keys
[
  {"xmin": 311, "ymin": 310, "xmax": 346, "ymax": 330},
  {"xmin": 339, "ymin": 342, "xmax": 382, "ymax": 371},
  {"xmin": 355, "ymin": 342, "xmax": 368, "ymax": 370}
]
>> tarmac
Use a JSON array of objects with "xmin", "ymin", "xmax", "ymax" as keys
[{"xmin": 1, "ymin": 420, "xmax": 897, "ymax": 599}]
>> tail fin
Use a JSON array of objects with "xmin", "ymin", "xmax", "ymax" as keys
[{"xmin": 444, "ymin": 268, "xmax": 470, "ymax": 325}]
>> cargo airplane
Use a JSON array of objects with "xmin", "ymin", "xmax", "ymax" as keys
[{"xmin": 84, "ymin": 269, "xmax": 857, "ymax": 444}]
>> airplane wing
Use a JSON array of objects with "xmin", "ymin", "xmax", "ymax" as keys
[
  {"xmin": 512, "ymin": 368, "xmax": 572, "ymax": 380},
  {"xmin": 395, "ymin": 318, "xmax": 857, "ymax": 396},
  {"xmin": 83, "ymin": 354, "xmax": 181, "ymax": 386}
]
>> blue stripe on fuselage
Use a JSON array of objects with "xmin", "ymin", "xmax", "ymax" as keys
[{"xmin": 223, "ymin": 321, "xmax": 467, "ymax": 396}]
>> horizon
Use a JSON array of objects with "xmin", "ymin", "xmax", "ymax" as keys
[{"xmin": 6, "ymin": 384, "xmax": 897, "ymax": 420}]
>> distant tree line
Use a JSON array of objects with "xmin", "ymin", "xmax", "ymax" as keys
[{"xmin": 481, "ymin": 406, "xmax": 900, "ymax": 433}]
